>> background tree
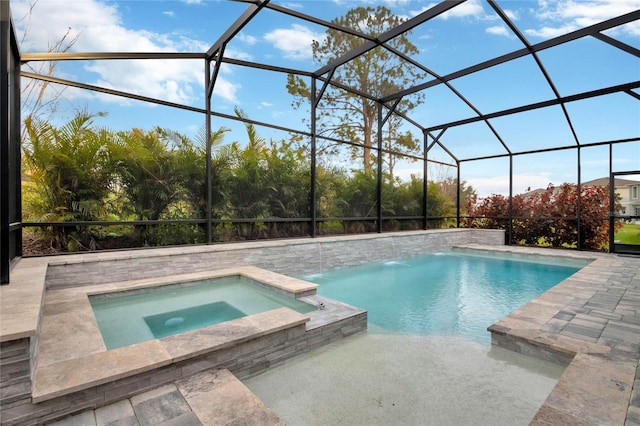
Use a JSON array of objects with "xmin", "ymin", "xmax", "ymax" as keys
[
  {"xmin": 436, "ymin": 176, "xmax": 476, "ymax": 224},
  {"xmin": 383, "ymin": 130, "xmax": 420, "ymax": 181},
  {"xmin": 286, "ymin": 6, "xmax": 426, "ymax": 173}
]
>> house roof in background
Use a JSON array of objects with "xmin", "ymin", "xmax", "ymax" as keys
[{"xmin": 583, "ymin": 178, "xmax": 640, "ymax": 187}]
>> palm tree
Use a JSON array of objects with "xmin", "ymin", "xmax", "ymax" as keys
[
  {"xmin": 180, "ymin": 125, "xmax": 230, "ymax": 220},
  {"xmin": 113, "ymin": 128, "xmax": 188, "ymax": 222},
  {"xmin": 22, "ymin": 112, "xmax": 116, "ymax": 250}
]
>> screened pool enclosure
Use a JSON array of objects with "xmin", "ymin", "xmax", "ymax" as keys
[{"xmin": 1, "ymin": 0, "xmax": 639, "ymax": 283}]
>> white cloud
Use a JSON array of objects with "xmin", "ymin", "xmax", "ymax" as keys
[
  {"xmin": 351, "ymin": 0, "xmax": 411, "ymax": 8},
  {"xmin": 21, "ymin": 78, "xmax": 94, "ymax": 113},
  {"xmin": 224, "ymin": 47, "xmax": 253, "ymax": 62},
  {"xmin": 237, "ymin": 33, "xmax": 258, "ymax": 46},
  {"xmin": 410, "ymin": 0, "xmax": 484, "ymax": 20},
  {"xmin": 280, "ymin": 2, "xmax": 304, "ymax": 10},
  {"xmin": 525, "ymin": 25, "xmax": 577, "ymax": 38},
  {"xmin": 260, "ymin": 102, "xmax": 274, "ymax": 108},
  {"xmin": 84, "ymin": 59, "xmax": 203, "ymax": 104},
  {"xmin": 12, "ymin": 1, "xmax": 111, "ymax": 51},
  {"xmin": 504, "ymin": 9, "xmax": 519, "ymax": 21},
  {"xmin": 526, "ymin": 0, "xmax": 640, "ymax": 38},
  {"xmin": 264, "ymin": 24, "xmax": 326, "ymax": 60},
  {"xmin": 394, "ymin": 166, "xmax": 423, "ymax": 183},
  {"xmin": 410, "ymin": 5, "xmax": 433, "ymax": 18},
  {"xmin": 381, "ymin": 0, "xmax": 411, "ymax": 6},
  {"xmin": 212, "ymin": 78, "xmax": 240, "ymax": 104},
  {"xmin": 610, "ymin": 21, "xmax": 640, "ymax": 37},
  {"xmin": 11, "ymin": 0, "xmax": 240, "ymax": 105},
  {"xmin": 439, "ymin": 0, "xmax": 484, "ymax": 20},
  {"xmin": 162, "ymin": 11, "xmax": 175, "ymax": 18},
  {"xmin": 486, "ymin": 25, "xmax": 510, "ymax": 37}
]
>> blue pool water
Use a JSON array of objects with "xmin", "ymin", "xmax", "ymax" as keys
[
  {"xmin": 90, "ymin": 276, "xmax": 315, "ymax": 349},
  {"xmin": 143, "ymin": 301, "xmax": 247, "ymax": 339},
  {"xmin": 301, "ymin": 251, "xmax": 584, "ymax": 344}
]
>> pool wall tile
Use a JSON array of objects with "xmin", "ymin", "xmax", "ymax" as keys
[
  {"xmin": 177, "ymin": 347, "xmax": 242, "ymax": 377},
  {"xmin": 0, "ymin": 337, "xmax": 34, "ymax": 421},
  {"xmin": 40, "ymin": 229, "xmax": 504, "ymax": 289}
]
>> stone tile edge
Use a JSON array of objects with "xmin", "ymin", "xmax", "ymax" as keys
[{"xmin": 31, "ymin": 340, "xmax": 173, "ymax": 403}]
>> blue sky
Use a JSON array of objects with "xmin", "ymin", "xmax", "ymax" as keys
[{"xmin": 10, "ymin": 0, "xmax": 640, "ymax": 196}]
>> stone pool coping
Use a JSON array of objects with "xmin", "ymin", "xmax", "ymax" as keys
[
  {"xmin": 0, "ymin": 256, "xmax": 48, "ymax": 342},
  {"xmin": 0, "ymin": 264, "xmax": 319, "ymax": 345},
  {"xmin": 32, "ymin": 266, "xmax": 326, "ymax": 402},
  {"xmin": 33, "ymin": 307, "xmax": 308, "ymax": 403},
  {"xmin": 461, "ymin": 245, "xmax": 640, "ymax": 425}
]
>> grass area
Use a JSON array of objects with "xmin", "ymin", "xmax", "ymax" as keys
[{"xmin": 615, "ymin": 223, "xmax": 640, "ymax": 244}]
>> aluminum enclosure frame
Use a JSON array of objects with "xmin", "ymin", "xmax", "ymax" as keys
[
  {"xmin": 2, "ymin": 1, "xmax": 639, "ymax": 283},
  {"xmin": 1, "ymin": 1, "xmax": 22, "ymax": 284}
]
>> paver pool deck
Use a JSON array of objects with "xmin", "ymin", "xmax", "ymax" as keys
[
  {"xmin": 1, "ymin": 242, "xmax": 639, "ymax": 425},
  {"xmin": 479, "ymin": 245, "xmax": 640, "ymax": 426}
]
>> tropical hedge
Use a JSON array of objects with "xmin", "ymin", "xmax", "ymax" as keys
[
  {"xmin": 21, "ymin": 112, "xmax": 450, "ymax": 253},
  {"xmin": 463, "ymin": 183, "xmax": 622, "ymax": 251}
]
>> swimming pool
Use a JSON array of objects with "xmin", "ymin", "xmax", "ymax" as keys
[
  {"xmin": 301, "ymin": 250, "xmax": 584, "ymax": 344},
  {"xmin": 90, "ymin": 275, "xmax": 316, "ymax": 349}
]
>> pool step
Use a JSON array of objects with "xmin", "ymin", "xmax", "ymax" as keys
[
  {"xmin": 177, "ymin": 368, "xmax": 284, "ymax": 425},
  {"xmin": 48, "ymin": 369, "xmax": 284, "ymax": 426}
]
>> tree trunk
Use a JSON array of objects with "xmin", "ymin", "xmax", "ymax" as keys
[{"xmin": 362, "ymin": 99, "xmax": 373, "ymax": 173}]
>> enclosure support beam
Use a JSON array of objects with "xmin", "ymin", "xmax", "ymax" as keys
[
  {"xmin": 577, "ymin": 147, "xmax": 583, "ymax": 249},
  {"xmin": 456, "ymin": 164, "xmax": 461, "ymax": 229},
  {"xmin": 10, "ymin": 12, "xmax": 21, "ymax": 264},
  {"xmin": 205, "ymin": 59, "xmax": 213, "ymax": 244},
  {"xmin": 1, "ymin": 0, "xmax": 10, "ymax": 284},
  {"xmin": 424, "ymin": 81, "xmax": 640, "ymax": 134},
  {"xmin": 423, "ymin": 132, "xmax": 429, "ymax": 230},
  {"xmin": 610, "ymin": 169, "xmax": 640, "ymax": 254},
  {"xmin": 508, "ymin": 155, "xmax": 513, "ymax": 246},
  {"xmin": 377, "ymin": 103, "xmax": 383, "ymax": 233},
  {"xmin": 609, "ymin": 146, "xmax": 614, "ymax": 253},
  {"xmin": 310, "ymin": 78, "xmax": 317, "ymax": 238},
  {"xmin": 383, "ymin": 10, "xmax": 640, "ymax": 103},
  {"xmin": 0, "ymin": 1, "xmax": 20, "ymax": 284},
  {"xmin": 204, "ymin": 48, "xmax": 226, "ymax": 244},
  {"xmin": 376, "ymin": 99, "xmax": 404, "ymax": 233},
  {"xmin": 489, "ymin": 0, "xmax": 581, "ymax": 150},
  {"xmin": 206, "ymin": 0, "xmax": 269, "ymax": 60},
  {"xmin": 593, "ymin": 33, "xmax": 640, "ymax": 58}
]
